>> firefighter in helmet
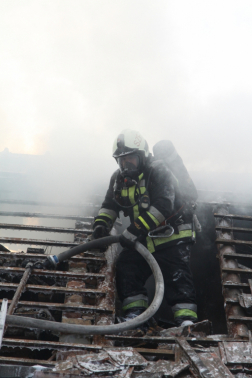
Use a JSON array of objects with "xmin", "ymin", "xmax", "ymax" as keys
[{"xmin": 92, "ymin": 129, "xmax": 198, "ymax": 329}]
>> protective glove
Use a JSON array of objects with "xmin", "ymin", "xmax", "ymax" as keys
[
  {"xmin": 119, "ymin": 224, "xmax": 146, "ymax": 250},
  {"xmin": 92, "ymin": 224, "xmax": 109, "ymax": 239}
]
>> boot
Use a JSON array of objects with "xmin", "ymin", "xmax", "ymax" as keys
[
  {"xmin": 180, "ymin": 320, "xmax": 194, "ymax": 327},
  {"xmin": 172, "ymin": 303, "xmax": 198, "ymax": 327},
  {"xmin": 175, "ymin": 316, "xmax": 197, "ymax": 327},
  {"xmin": 118, "ymin": 307, "xmax": 157, "ymax": 336}
]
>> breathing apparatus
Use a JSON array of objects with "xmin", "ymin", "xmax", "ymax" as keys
[{"xmin": 113, "ymin": 172, "xmax": 151, "ymax": 211}]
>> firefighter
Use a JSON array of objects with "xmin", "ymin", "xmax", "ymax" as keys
[{"xmin": 92, "ymin": 129, "xmax": 198, "ymax": 328}]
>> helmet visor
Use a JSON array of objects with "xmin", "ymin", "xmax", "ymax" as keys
[{"xmin": 118, "ymin": 154, "xmax": 140, "ymax": 172}]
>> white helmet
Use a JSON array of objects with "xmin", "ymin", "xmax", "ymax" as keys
[
  {"xmin": 113, "ymin": 129, "xmax": 149, "ymax": 158},
  {"xmin": 112, "ymin": 129, "xmax": 149, "ymax": 179}
]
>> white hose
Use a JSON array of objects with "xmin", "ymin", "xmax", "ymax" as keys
[{"xmin": 6, "ymin": 238, "xmax": 164, "ymax": 335}]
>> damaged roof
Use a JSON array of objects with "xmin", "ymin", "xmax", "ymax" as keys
[{"xmin": 1, "ymin": 192, "xmax": 252, "ymax": 377}]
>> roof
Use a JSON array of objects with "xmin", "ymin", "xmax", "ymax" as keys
[{"xmin": 1, "ymin": 191, "xmax": 252, "ymax": 377}]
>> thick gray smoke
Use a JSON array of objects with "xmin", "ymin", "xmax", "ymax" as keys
[{"xmin": 0, "ymin": 0, "xmax": 252, "ymax": 204}]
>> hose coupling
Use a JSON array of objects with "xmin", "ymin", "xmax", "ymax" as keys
[{"xmin": 43, "ymin": 255, "xmax": 59, "ymax": 269}]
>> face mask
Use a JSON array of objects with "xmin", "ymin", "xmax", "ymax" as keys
[{"xmin": 117, "ymin": 154, "xmax": 140, "ymax": 187}]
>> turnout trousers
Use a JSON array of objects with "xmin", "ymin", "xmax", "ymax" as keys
[{"xmin": 116, "ymin": 243, "xmax": 197, "ymax": 324}]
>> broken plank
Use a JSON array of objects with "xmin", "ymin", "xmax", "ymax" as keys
[
  {"xmin": 2, "ymin": 338, "xmax": 103, "ymax": 351},
  {"xmin": 0, "ymin": 251, "xmax": 106, "ymax": 262},
  {"xmin": 223, "ymin": 253, "xmax": 252, "ymax": 262},
  {"xmin": 0, "ymin": 281, "xmax": 105, "ymax": 295},
  {"xmin": 222, "ymin": 267, "xmax": 252, "ymax": 274},
  {"xmin": 0, "ymin": 266, "xmax": 105, "ymax": 280},
  {"xmin": 33, "ymin": 372, "xmax": 81, "ymax": 378},
  {"xmin": 214, "ymin": 214, "xmax": 252, "ymax": 222},
  {"xmin": 0, "ymin": 236, "xmax": 80, "ymax": 247},
  {"xmin": 238, "ymin": 293, "xmax": 252, "ymax": 309},
  {"xmin": 0, "ymin": 299, "xmax": 113, "ymax": 313},
  {"xmin": 105, "ymin": 347, "xmax": 148, "ymax": 367},
  {"xmin": 228, "ymin": 316, "xmax": 252, "ymax": 323},
  {"xmin": 0, "ymin": 356, "xmax": 56, "ymax": 366},
  {"xmin": 169, "ymin": 362, "xmax": 190, "ymax": 377},
  {"xmin": 216, "ymin": 238, "xmax": 252, "ymax": 246},
  {"xmin": 0, "ymin": 210, "xmax": 93, "ymax": 222},
  {"xmin": 125, "ymin": 367, "xmax": 134, "ymax": 378},
  {"xmin": 0, "ymin": 223, "xmax": 92, "ymax": 234},
  {"xmin": 105, "ymin": 335, "xmax": 245, "ymax": 346},
  {"xmin": 198, "ymin": 352, "xmax": 234, "ymax": 377},
  {"xmin": 135, "ymin": 347, "xmax": 174, "ymax": 357},
  {"xmin": 175, "ymin": 338, "xmax": 234, "ymax": 378},
  {"xmin": 221, "ymin": 342, "xmax": 252, "ymax": 365},
  {"xmin": 223, "ymin": 282, "xmax": 249, "ymax": 289},
  {"xmin": 216, "ymin": 226, "xmax": 252, "ymax": 234},
  {"xmin": 144, "ymin": 360, "xmax": 189, "ymax": 377}
]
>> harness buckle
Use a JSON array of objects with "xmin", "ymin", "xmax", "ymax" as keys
[{"xmin": 148, "ymin": 224, "xmax": 174, "ymax": 238}]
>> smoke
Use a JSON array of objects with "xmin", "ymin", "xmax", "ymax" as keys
[
  {"xmin": 0, "ymin": 0, "xmax": 251, "ymax": 317},
  {"xmin": 0, "ymin": 0, "xmax": 252, "ymax": 203}
]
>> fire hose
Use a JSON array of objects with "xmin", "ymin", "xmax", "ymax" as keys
[{"xmin": 4, "ymin": 235, "xmax": 164, "ymax": 335}]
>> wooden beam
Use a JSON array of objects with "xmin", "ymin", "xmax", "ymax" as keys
[{"xmin": 175, "ymin": 338, "xmax": 234, "ymax": 378}]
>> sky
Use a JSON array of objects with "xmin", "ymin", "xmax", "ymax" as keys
[{"xmin": 0, "ymin": 0, "xmax": 252, "ymax": 201}]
